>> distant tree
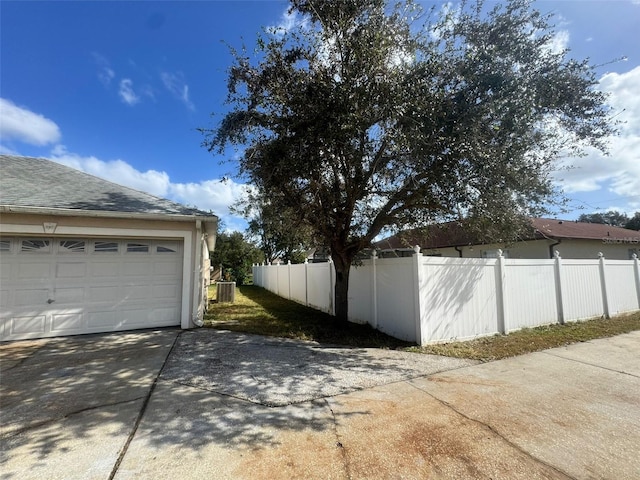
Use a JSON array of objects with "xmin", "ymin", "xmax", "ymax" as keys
[
  {"xmin": 578, "ymin": 211, "xmax": 629, "ymax": 227},
  {"xmin": 232, "ymin": 187, "xmax": 313, "ymax": 264},
  {"xmin": 625, "ymin": 212, "xmax": 640, "ymax": 231},
  {"xmin": 203, "ymin": 0, "xmax": 615, "ymax": 321},
  {"xmin": 210, "ymin": 230, "xmax": 263, "ymax": 285}
]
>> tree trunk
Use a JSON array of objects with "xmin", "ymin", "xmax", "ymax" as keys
[{"xmin": 332, "ymin": 253, "xmax": 352, "ymax": 323}]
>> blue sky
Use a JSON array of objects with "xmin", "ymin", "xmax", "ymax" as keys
[{"xmin": 1, "ymin": 1, "xmax": 639, "ymax": 232}]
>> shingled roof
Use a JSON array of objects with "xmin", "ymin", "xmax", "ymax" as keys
[
  {"xmin": 376, "ymin": 217, "xmax": 640, "ymax": 250},
  {"xmin": 0, "ymin": 155, "xmax": 213, "ymax": 218}
]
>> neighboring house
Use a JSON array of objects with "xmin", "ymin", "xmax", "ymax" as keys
[
  {"xmin": 375, "ymin": 218, "xmax": 640, "ymax": 260},
  {"xmin": 0, "ymin": 155, "xmax": 217, "ymax": 341}
]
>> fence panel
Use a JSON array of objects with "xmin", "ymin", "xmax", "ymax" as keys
[
  {"xmin": 253, "ymin": 255, "xmax": 639, "ymax": 345},
  {"xmin": 605, "ymin": 261, "xmax": 639, "ymax": 314},
  {"xmin": 420, "ymin": 257, "xmax": 500, "ymax": 343},
  {"xmin": 306, "ymin": 262, "xmax": 332, "ymax": 313},
  {"xmin": 289, "ymin": 263, "xmax": 307, "ymax": 305},
  {"xmin": 560, "ymin": 260, "xmax": 604, "ymax": 320},
  {"xmin": 504, "ymin": 259, "xmax": 558, "ymax": 331},
  {"xmin": 374, "ymin": 257, "xmax": 419, "ymax": 342},
  {"xmin": 348, "ymin": 261, "xmax": 373, "ymax": 325}
]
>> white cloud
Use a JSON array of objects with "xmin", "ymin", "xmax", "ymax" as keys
[
  {"xmin": 267, "ymin": 9, "xmax": 309, "ymax": 35},
  {"xmin": 555, "ymin": 66, "xmax": 640, "ymax": 204},
  {"xmin": 92, "ymin": 52, "xmax": 115, "ymax": 86},
  {"xmin": 118, "ymin": 79, "xmax": 140, "ymax": 106},
  {"xmin": 169, "ymin": 179, "xmax": 248, "ymax": 217},
  {"xmin": 160, "ymin": 72, "xmax": 195, "ymax": 111},
  {"xmin": 547, "ymin": 29, "xmax": 569, "ymax": 55},
  {"xmin": 50, "ymin": 145, "xmax": 170, "ymax": 196},
  {"xmin": 47, "ymin": 146, "xmax": 247, "ymax": 229},
  {"xmin": 0, "ymin": 98, "xmax": 61, "ymax": 146}
]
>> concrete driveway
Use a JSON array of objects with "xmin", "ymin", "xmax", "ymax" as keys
[{"xmin": 1, "ymin": 329, "xmax": 639, "ymax": 479}]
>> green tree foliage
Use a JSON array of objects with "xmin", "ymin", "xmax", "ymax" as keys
[
  {"xmin": 203, "ymin": 0, "xmax": 615, "ymax": 321},
  {"xmin": 210, "ymin": 231, "xmax": 264, "ymax": 285},
  {"xmin": 578, "ymin": 210, "xmax": 630, "ymax": 227},
  {"xmin": 232, "ymin": 187, "xmax": 313, "ymax": 264},
  {"xmin": 625, "ymin": 212, "xmax": 640, "ymax": 231}
]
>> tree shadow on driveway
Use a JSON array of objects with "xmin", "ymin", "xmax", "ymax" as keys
[{"xmin": 0, "ymin": 327, "xmax": 474, "ymax": 474}]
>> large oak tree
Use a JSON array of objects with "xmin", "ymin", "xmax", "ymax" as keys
[{"xmin": 203, "ymin": 0, "xmax": 615, "ymax": 321}]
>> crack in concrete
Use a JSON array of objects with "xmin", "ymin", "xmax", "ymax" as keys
[
  {"xmin": 325, "ymin": 398, "xmax": 352, "ymax": 480},
  {"xmin": 1, "ymin": 396, "xmax": 145, "ymax": 439},
  {"xmin": 0, "ymin": 342, "xmax": 50, "ymax": 372},
  {"xmin": 406, "ymin": 379, "xmax": 577, "ymax": 480},
  {"xmin": 108, "ymin": 331, "xmax": 181, "ymax": 480},
  {"xmin": 540, "ymin": 350, "xmax": 640, "ymax": 378}
]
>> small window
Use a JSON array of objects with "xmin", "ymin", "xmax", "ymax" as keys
[
  {"xmin": 127, "ymin": 242, "xmax": 149, "ymax": 253},
  {"xmin": 95, "ymin": 241, "xmax": 119, "ymax": 253},
  {"xmin": 481, "ymin": 249, "xmax": 509, "ymax": 259},
  {"xmin": 0, "ymin": 239, "xmax": 10, "ymax": 252},
  {"xmin": 59, "ymin": 239, "xmax": 86, "ymax": 253},
  {"xmin": 21, "ymin": 239, "xmax": 51, "ymax": 253},
  {"xmin": 156, "ymin": 242, "xmax": 178, "ymax": 253}
]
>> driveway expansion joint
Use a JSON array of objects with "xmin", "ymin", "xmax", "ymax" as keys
[
  {"xmin": 540, "ymin": 350, "xmax": 640, "ymax": 378},
  {"xmin": 107, "ymin": 330, "xmax": 181, "ymax": 480},
  {"xmin": 406, "ymin": 379, "xmax": 577, "ymax": 480}
]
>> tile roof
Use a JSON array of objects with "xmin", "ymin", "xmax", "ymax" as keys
[
  {"xmin": 376, "ymin": 218, "xmax": 640, "ymax": 250},
  {"xmin": 0, "ymin": 155, "xmax": 215, "ymax": 218}
]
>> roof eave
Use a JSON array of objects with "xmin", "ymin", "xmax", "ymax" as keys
[{"xmin": 0, "ymin": 204, "xmax": 218, "ymax": 223}]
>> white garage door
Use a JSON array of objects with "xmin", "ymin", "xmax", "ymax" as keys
[{"xmin": 0, "ymin": 237, "xmax": 183, "ymax": 341}]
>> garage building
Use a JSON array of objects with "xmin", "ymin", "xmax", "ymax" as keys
[{"xmin": 0, "ymin": 155, "xmax": 217, "ymax": 341}]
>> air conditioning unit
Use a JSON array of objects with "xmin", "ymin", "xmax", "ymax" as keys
[{"xmin": 216, "ymin": 282, "xmax": 236, "ymax": 303}]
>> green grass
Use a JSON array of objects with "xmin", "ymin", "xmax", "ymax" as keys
[
  {"xmin": 205, "ymin": 285, "xmax": 640, "ymax": 361},
  {"xmin": 204, "ymin": 285, "xmax": 411, "ymax": 348}
]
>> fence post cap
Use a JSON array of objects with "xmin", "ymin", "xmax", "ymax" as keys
[
  {"xmin": 497, "ymin": 249, "xmax": 503, "ymax": 257},
  {"xmin": 371, "ymin": 249, "xmax": 378, "ymax": 259},
  {"xmin": 632, "ymin": 253, "xmax": 638, "ymax": 260},
  {"xmin": 598, "ymin": 252, "xmax": 604, "ymax": 258},
  {"xmin": 554, "ymin": 250, "xmax": 561, "ymax": 259},
  {"xmin": 304, "ymin": 259, "xmax": 308, "ymax": 264},
  {"xmin": 287, "ymin": 260, "xmax": 291, "ymax": 265},
  {"xmin": 413, "ymin": 245, "xmax": 421, "ymax": 254}
]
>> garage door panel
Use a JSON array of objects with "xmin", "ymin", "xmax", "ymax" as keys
[
  {"xmin": 153, "ymin": 284, "xmax": 180, "ymax": 300},
  {"xmin": 89, "ymin": 286, "xmax": 121, "ymax": 302},
  {"xmin": 154, "ymin": 261, "xmax": 181, "ymax": 276},
  {"xmin": 123, "ymin": 262, "xmax": 151, "ymax": 276},
  {"xmin": 56, "ymin": 287, "xmax": 85, "ymax": 304},
  {"xmin": 7, "ymin": 315, "xmax": 46, "ymax": 335},
  {"xmin": 56, "ymin": 262, "xmax": 87, "ymax": 278},
  {"xmin": 88, "ymin": 310, "xmax": 119, "ymax": 328},
  {"xmin": 126, "ymin": 285, "xmax": 152, "ymax": 300},
  {"xmin": 0, "ymin": 290, "xmax": 8, "ymax": 309},
  {"xmin": 51, "ymin": 312, "xmax": 85, "ymax": 332},
  {"xmin": 14, "ymin": 288, "xmax": 49, "ymax": 306},
  {"xmin": 90, "ymin": 262, "xmax": 120, "ymax": 277},
  {"xmin": 151, "ymin": 307, "xmax": 180, "ymax": 324},
  {"xmin": 1, "ymin": 237, "xmax": 183, "ymax": 340},
  {"xmin": 18, "ymin": 262, "xmax": 51, "ymax": 280}
]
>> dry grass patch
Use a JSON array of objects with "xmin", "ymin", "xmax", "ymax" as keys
[{"xmin": 410, "ymin": 312, "xmax": 640, "ymax": 361}]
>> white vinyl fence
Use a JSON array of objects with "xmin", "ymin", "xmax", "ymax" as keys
[{"xmin": 253, "ymin": 250, "xmax": 640, "ymax": 345}]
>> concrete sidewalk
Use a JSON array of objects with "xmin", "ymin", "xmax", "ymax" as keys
[{"xmin": 1, "ymin": 329, "xmax": 639, "ymax": 479}]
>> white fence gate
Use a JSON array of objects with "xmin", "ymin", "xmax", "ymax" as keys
[{"xmin": 253, "ymin": 251, "xmax": 640, "ymax": 345}]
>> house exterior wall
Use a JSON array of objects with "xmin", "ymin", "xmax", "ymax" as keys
[
  {"xmin": 0, "ymin": 212, "xmax": 211, "ymax": 329},
  {"xmin": 421, "ymin": 238, "xmax": 638, "ymax": 260}
]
